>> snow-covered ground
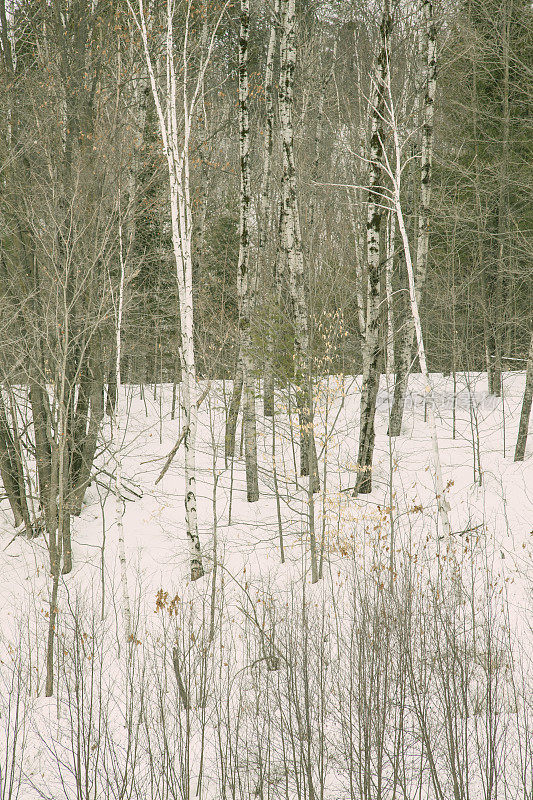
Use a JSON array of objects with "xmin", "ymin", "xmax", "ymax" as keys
[{"xmin": 1, "ymin": 372, "xmax": 532, "ymax": 799}]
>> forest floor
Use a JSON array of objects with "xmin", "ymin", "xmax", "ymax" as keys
[{"xmin": 1, "ymin": 371, "xmax": 532, "ymax": 799}]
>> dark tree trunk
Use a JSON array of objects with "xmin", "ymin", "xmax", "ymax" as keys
[
  {"xmin": 515, "ymin": 331, "xmax": 533, "ymax": 462},
  {"xmin": 225, "ymin": 358, "xmax": 244, "ymax": 463},
  {"xmin": 0, "ymin": 394, "xmax": 32, "ymax": 534}
]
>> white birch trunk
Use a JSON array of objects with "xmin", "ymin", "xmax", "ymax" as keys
[
  {"xmin": 354, "ymin": 0, "xmax": 391, "ymax": 495},
  {"xmin": 170, "ymin": 161, "xmax": 203, "ymax": 580},
  {"xmin": 224, "ymin": 0, "xmax": 260, "ymax": 507},
  {"xmin": 261, "ymin": 0, "xmax": 280, "ymax": 418},
  {"xmin": 389, "ymin": 0, "xmax": 436, "ymax": 436},
  {"xmin": 390, "ymin": 121, "xmax": 452, "ymax": 537},
  {"xmin": 238, "ymin": 0, "xmax": 259, "ymax": 502},
  {"xmin": 128, "ymin": 0, "xmax": 227, "ymax": 579},
  {"xmin": 258, "ymin": 0, "xmax": 279, "ymax": 249},
  {"xmin": 279, "ymin": 0, "xmax": 319, "ymax": 491}
]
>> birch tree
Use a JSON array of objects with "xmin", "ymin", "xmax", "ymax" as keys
[
  {"xmin": 391, "ymin": 167, "xmax": 452, "ymax": 537},
  {"xmin": 238, "ymin": 0, "xmax": 259, "ymax": 502},
  {"xmin": 354, "ymin": 0, "xmax": 391, "ymax": 495},
  {"xmin": 261, "ymin": 0, "xmax": 279, "ymax": 419},
  {"xmin": 385, "ymin": 49, "xmax": 452, "ymax": 538},
  {"xmin": 388, "ymin": 0, "xmax": 436, "ymax": 437},
  {"xmin": 224, "ymin": 0, "xmax": 259, "ymax": 503},
  {"xmin": 127, "ymin": 0, "xmax": 229, "ymax": 580},
  {"xmin": 279, "ymin": 0, "xmax": 319, "ymax": 490}
]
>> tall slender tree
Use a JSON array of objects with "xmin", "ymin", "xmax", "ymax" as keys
[
  {"xmin": 279, "ymin": 0, "xmax": 319, "ymax": 490},
  {"xmin": 226, "ymin": 0, "xmax": 259, "ymax": 501},
  {"xmin": 261, "ymin": 0, "xmax": 280, "ymax": 419},
  {"xmin": 128, "ymin": 0, "xmax": 229, "ymax": 580},
  {"xmin": 385, "ymin": 7, "xmax": 452, "ymax": 537},
  {"xmin": 354, "ymin": 0, "xmax": 391, "ymax": 494},
  {"xmin": 389, "ymin": 0, "xmax": 436, "ymax": 437},
  {"xmin": 515, "ymin": 330, "xmax": 533, "ymax": 461}
]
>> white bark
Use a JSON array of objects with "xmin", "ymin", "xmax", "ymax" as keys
[
  {"xmin": 238, "ymin": 0, "xmax": 259, "ymax": 502},
  {"xmin": 279, "ymin": 0, "xmax": 319, "ymax": 490},
  {"xmin": 128, "ymin": 0, "xmax": 227, "ymax": 579},
  {"xmin": 258, "ymin": 0, "xmax": 279, "ymax": 250},
  {"xmin": 390, "ymin": 116, "xmax": 452, "ymax": 537},
  {"xmin": 389, "ymin": 0, "xmax": 436, "ymax": 436},
  {"xmin": 414, "ymin": 0, "xmax": 436, "ymax": 306},
  {"xmin": 261, "ymin": 0, "xmax": 279, "ymax": 418},
  {"xmin": 354, "ymin": 0, "xmax": 391, "ymax": 495}
]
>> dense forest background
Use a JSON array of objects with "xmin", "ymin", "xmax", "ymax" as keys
[{"xmin": 1, "ymin": 0, "xmax": 531, "ymax": 385}]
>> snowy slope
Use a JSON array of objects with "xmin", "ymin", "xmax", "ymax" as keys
[{"xmin": 1, "ymin": 372, "xmax": 532, "ymax": 800}]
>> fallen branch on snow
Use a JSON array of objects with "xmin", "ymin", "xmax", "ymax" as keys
[{"xmin": 154, "ymin": 385, "xmax": 211, "ymax": 486}]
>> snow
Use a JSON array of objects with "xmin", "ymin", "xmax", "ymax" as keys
[{"xmin": 1, "ymin": 372, "xmax": 532, "ymax": 799}]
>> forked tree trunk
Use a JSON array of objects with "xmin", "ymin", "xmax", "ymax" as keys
[
  {"xmin": 279, "ymin": 0, "xmax": 319, "ymax": 491},
  {"xmin": 514, "ymin": 331, "xmax": 533, "ymax": 462},
  {"xmin": 382, "ymin": 1, "xmax": 450, "ymax": 535},
  {"xmin": 132, "ymin": 0, "xmax": 211, "ymax": 580},
  {"xmin": 354, "ymin": 0, "xmax": 391, "ymax": 495},
  {"xmin": 389, "ymin": 105, "xmax": 452, "ymax": 536},
  {"xmin": 389, "ymin": 0, "xmax": 436, "ymax": 437},
  {"xmin": 393, "ymin": 198, "xmax": 451, "ymax": 536}
]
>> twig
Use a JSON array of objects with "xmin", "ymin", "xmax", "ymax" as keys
[
  {"xmin": 96, "ymin": 468, "xmax": 143, "ymax": 497},
  {"xmin": 154, "ymin": 385, "xmax": 211, "ymax": 485}
]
